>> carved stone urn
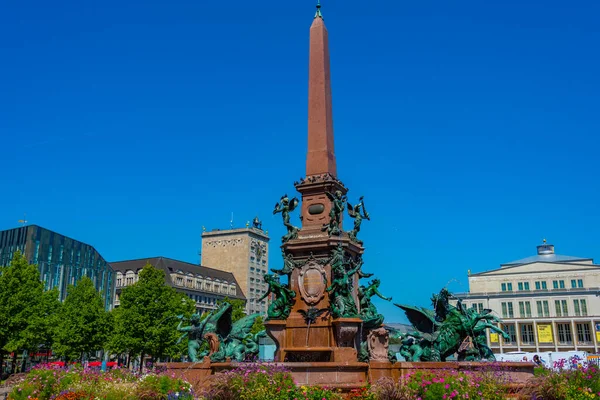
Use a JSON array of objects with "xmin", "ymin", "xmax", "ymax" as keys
[{"xmin": 332, "ymin": 318, "xmax": 362, "ymax": 348}]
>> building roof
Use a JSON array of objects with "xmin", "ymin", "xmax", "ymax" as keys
[
  {"xmin": 468, "ymin": 241, "xmax": 597, "ymax": 277},
  {"xmin": 110, "ymin": 256, "xmax": 246, "ymax": 299},
  {"xmin": 501, "ymin": 242, "xmax": 592, "ymax": 267},
  {"xmin": 501, "ymin": 253, "xmax": 592, "ymax": 267}
]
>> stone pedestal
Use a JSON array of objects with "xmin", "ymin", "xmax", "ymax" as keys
[
  {"xmin": 264, "ymin": 320, "xmax": 286, "ymax": 361},
  {"xmin": 160, "ymin": 360, "xmax": 535, "ymax": 393}
]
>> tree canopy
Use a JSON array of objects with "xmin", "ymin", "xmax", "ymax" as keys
[
  {"xmin": 108, "ymin": 264, "xmax": 195, "ymax": 369},
  {"xmin": 0, "ymin": 252, "xmax": 61, "ymax": 374},
  {"xmin": 53, "ymin": 276, "xmax": 112, "ymax": 361}
]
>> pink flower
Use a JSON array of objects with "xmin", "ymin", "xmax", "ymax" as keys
[{"xmin": 445, "ymin": 384, "xmax": 450, "ymax": 389}]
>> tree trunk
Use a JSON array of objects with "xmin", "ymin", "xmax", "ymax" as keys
[
  {"xmin": 0, "ymin": 350, "xmax": 4, "ymax": 376},
  {"xmin": 11, "ymin": 352, "xmax": 17, "ymax": 373},
  {"xmin": 127, "ymin": 352, "xmax": 131, "ymax": 369},
  {"xmin": 139, "ymin": 352, "xmax": 144, "ymax": 373}
]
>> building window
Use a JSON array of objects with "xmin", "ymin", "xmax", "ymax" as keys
[
  {"xmin": 521, "ymin": 324, "xmax": 535, "ymax": 344},
  {"xmin": 536, "ymin": 300, "xmax": 550, "ymax": 317},
  {"xmin": 471, "ymin": 303, "xmax": 484, "ymax": 313},
  {"xmin": 535, "ymin": 281, "xmax": 546, "ymax": 290},
  {"xmin": 34, "ymin": 240, "xmax": 40, "ymax": 261},
  {"xmin": 517, "ymin": 282, "xmax": 530, "ymax": 291},
  {"xmin": 519, "ymin": 302, "xmax": 532, "ymax": 318},
  {"xmin": 501, "ymin": 302, "xmax": 514, "ymax": 318},
  {"xmin": 574, "ymin": 299, "xmax": 588, "ymax": 316},
  {"xmin": 555, "ymin": 300, "xmax": 562, "ymax": 317},
  {"xmin": 578, "ymin": 279, "xmax": 584, "ymax": 288},
  {"xmin": 577, "ymin": 323, "xmax": 592, "ymax": 343},
  {"xmin": 571, "ymin": 279, "xmax": 577, "ymax": 289},
  {"xmin": 535, "ymin": 281, "xmax": 540, "ymax": 290},
  {"xmin": 561, "ymin": 300, "xmax": 568, "ymax": 316},
  {"xmin": 502, "ymin": 324, "xmax": 517, "ymax": 344},
  {"xmin": 519, "ymin": 302, "xmax": 524, "ymax": 317},
  {"xmin": 507, "ymin": 283, "xmax": 513, "ymax": 291},
  {"xmin": 557, "ymin": 323, "xmax": 573, "ymax": 344},
  {"xmin": 501, "ymin": 283, "xmax": 506, "ymax": 291},
  {"xmin": 542, "ymin": 281, "xmax": 547, "ymax": 290},
  {"xmin": 553, "ymin": 280, "xmax": 558, "ymax": 289},
  {"xmin": 559, "ymin": 280, "xmax": 565, "ymax": 289}
]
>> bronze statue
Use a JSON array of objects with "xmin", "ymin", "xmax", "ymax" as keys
[
  {"xmin": 177, "ymin": 303, "xmax": 264, "ymax": 362},
  {"xmin": 359, "ymin": 278, "xmax": 391, "ymax": 329},
  {"xmin": 394, "ymin": 288, "xmax": 510, "ymax": 362},
  {"xmin": 273, "ymin": 194, "xmax": 300, "ymax": 243},
  {"xmin": 259, "ymin": 274, "xmax": 296, "ymax": 320},
  {"xmin": 176, "ymin": 314, "xmax": 204, "ymax": 362},
  {"xmin": 321, "ymin": 190, "xmax": 346, "ymax": 236},
  {"xmin": 347, "ymin": 196, "xmax": 370, "ymax": 242},
  {"xmin": 252, "ymin": 216, "xmax": 263, "ymax": 230},
  {"xmin": 350, "ymin": 256, "xmax": 374, "ymax": 279},
  {"xmin": 271, "ymin": 250, "xmax": 297, "ymax": 275},
  {"xmin": 329, "ymin": 243, "xmax": 347, "ymax": 278},
  {"xmin": 327, "ymin": 263, "xmax": 361, "ymax": 318}
]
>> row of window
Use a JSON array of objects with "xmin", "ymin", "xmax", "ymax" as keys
[
  {"xmin": 249, "ymin": 256, "xmax": 267, "ymax": 265},
  {"xmin": 502, "ymin": 322, "xmax": 592, "ymax": 345},
  {"xmin": 499, "ymin": 299, "xmax": 588, "ymax": 318},
  {"xmin": 250, "ymin": 266, "xmax": 267, "ymax": 275},
  {"xmin": 501, "ymin": 279, "xmax": 584, "ymax": 292},
  {"xmin": 188, "ymin": 294, "xmax": 217, "ymax": 305},
  {"xmin": 172, "ymin": 275, "xmax": 236, "ymax": 295},
  {"xmin": 116, "ymin": 272, "xmax": 236, "ymax": 296}
]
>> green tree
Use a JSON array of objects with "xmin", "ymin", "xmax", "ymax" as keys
[
  {"xmin": 54, "ymin": 277, "xmax": 112, "ymax": 361},
  {"xmin": 27, "ymin": 288, "xmax": 62, "ymax": 359},
  {"xmin": 108, "ymin": 264, "xmax": 195, "ymax": 372},
  {"xmin": 0, "ymin": 251, "xmax": 55, "ymax": 374}
]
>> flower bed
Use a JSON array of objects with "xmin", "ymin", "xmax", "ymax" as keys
[
  {"xmin": 7, "ymin": 364, "xmax": 193, "ymax": 400},
  {"xmin": 10, "ymin": 359, "xmax": 600, "ymax": 399}
]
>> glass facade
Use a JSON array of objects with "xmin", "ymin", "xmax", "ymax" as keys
[{"xmin": 0, "ymin": 225, "xmax": 115, "ymax": 310}]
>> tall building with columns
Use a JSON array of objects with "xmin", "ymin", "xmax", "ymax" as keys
[
  {"xmin": 456, "ymin": 241, "xmax": 600, "ymax": 353},
  {"xmin": 201, "ymin": 225, "xmax": 270, "ymax": 315}
]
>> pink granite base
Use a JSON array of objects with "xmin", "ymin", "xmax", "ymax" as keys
[{"xmin": 161, "ymin": 360, "xmax": 535, "ymax": 393}]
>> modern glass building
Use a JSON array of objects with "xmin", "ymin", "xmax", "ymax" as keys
[{"xmin": 0, "ymin": 225, "xmax": 115, "ymax": 310}]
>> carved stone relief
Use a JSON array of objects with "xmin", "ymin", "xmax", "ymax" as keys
[{"xmin": 298, "ymin": 261, "xmax": 327, "ymax": 306}]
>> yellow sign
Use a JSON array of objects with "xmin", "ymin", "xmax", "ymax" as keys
[
  {"xmin": 596, "ymin": 332, "xmax": 600, "ymax": 343},
  {"xmin": 537, "ymin": 324, "xmax": 554, "ymax": 343},
  {"xmin": 490, "ymin": 333, "xmax": 499, "ymax": 343}
]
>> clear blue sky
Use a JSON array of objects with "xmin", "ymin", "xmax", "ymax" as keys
[{"xmin": 1, "ymin": 0, "xmax": 599, "ymax": 322}]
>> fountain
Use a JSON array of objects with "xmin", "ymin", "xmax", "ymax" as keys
[{"xmin": 162, "ymin": 2, "xmax": 534, "ymax": 391}]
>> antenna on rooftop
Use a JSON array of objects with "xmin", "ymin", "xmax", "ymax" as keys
[{"xmin": 18, "ymin": 213, "xmax": 28, "ymax": 226}]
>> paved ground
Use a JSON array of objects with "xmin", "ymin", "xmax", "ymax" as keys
[{"xmin": 0, "ymin": 387, "xmax": 10, "ymax": 399}]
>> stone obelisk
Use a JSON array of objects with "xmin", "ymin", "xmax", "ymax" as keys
[
  {"xmin": 267, "ymin": 3, "xmax": 364, "ymax": 365},
  {"xmin": 306, "ymin": 3, "xmax": 336, "ymax": 178}
]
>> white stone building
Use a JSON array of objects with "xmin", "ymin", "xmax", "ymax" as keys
[{"xmin": 456, "ymin": 241, "xmax": 600, "ymax": 353}]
